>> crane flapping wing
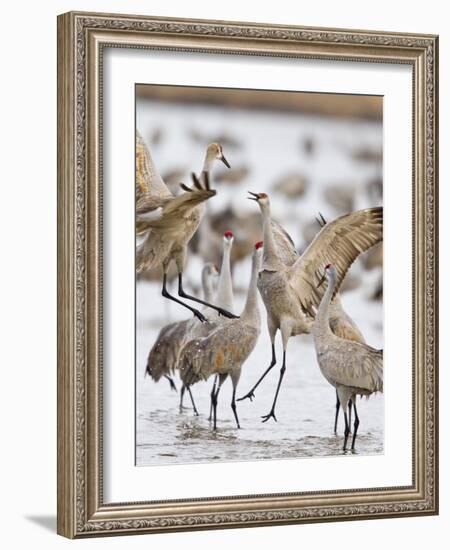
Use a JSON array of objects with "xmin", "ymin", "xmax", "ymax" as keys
[
  {"xmin": 138, "ymin": 173, "xmax": 216, "ymax": 232},
  {"xmin": 136, "ymin": 131, "xmax": 173, "ymax": 208},
  {"xmin": 270, "ymin": 220, "xmax": 299, "ymax": 267},
  {"xmin": 288, "ymin": 207, "xmax": 383, "ymax": 314}
]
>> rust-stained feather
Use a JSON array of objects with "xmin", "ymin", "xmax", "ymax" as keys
[{"xmin": 179, "ymin": 321, "xmax": 260, "ymax": 386}]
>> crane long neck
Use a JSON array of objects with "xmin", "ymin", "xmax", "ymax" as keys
[
  {"xmin": 215, "ymin": 244, "xmax": 234, "ymax": 313},
  {"xmin": 315, "ymin": 272, "xmax": 336, "ymax": 339},
  {"xmin": 202, "ymin": 152, "xmax": 215, "ymax": 173},
  {"xmin": 261, "ymin": 207, "xmax": 283, "ymax": 270},
  {"xmin": 202, "ymin": 270, "xmax": 216, "ymax": 304},
  {"xmin": 241, "ymin": 254, "xmax": 261, "ymax": 326},
  {"xmin": 193, "ymin": 152, "xmax": 215, "ymax": 219}
]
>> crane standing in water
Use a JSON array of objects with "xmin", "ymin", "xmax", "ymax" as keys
[
  {"xmin": 144, "ymin": 262, "xmax": 219, "ymax": 413},
  {"xmin": 313, "ymin": 264, "xmax": 383, "ymax": 451},
  {"xmin": 315, "ymin": 214, "xmax": 367, "ymax": 433},
  {"xmin": 180, "ymin": 242, "xmax": 263, "ymax": 430},
  {"xmin": 180, "ymin": 230, "xmax": 236, "ymax": 414},
  {"xmin": 238, "ymin": 193, "xmax": 382, "ymax": 425},
  {"xmin": 145, "ymin": 231, "xmax": 236, "ymax": 414}
]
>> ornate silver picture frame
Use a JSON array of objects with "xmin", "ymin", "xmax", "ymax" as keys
[{"xmin": 57, "ymin": 11, "xmax": 438, "ymax": 538}]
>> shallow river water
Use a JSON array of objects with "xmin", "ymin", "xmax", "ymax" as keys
[{"xmin": 136, "ymin": 283, "xmax": 384, "ymax": 467}]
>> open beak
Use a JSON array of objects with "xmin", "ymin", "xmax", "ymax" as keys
[
  {"xmin": 317, "ymin": 273, "xmax": 326, "ymax": 288},
  {"xmin": 220, "ymin": 154, "xmax": 231, "ymax": 169},
  {"xmin": 248, "ymin": 191, "xmax": 259, "ymax": 201}
]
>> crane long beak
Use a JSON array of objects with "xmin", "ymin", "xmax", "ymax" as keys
[
  {"xmin": 315, "ymin": 212, "xmax": 327, "ymax": 228},
  {"xmin": 317, "ymin": 273, "xmax": 326, "ymax": 288},
  {"xmin": 248, "ymin": 191, "xmax": 259, "ymax": 201},
  {"xmin": 220, "ymin": 154, "xmax": 231, "ymax": 169}
]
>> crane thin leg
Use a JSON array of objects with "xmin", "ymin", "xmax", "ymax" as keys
[
  {"xmin": 343, "ymin": 410, "xmax": 350, "ymax": 452},
  {"xmin": 178, "ymin": 274, "xmax": 239, "ymax": 319},
  {"xmin": 179, "ymin": 385, "xmax": 186, "ymax": 412},
  {"xmin": 208, "ymin": 376, "xmax": 218, "ymax": 421},
  {"xmin": 351, "ymin": 401, "xmax": 360, "ymax": 450},
  {"xmin": 348, "ymin": 398, "xmax": 353, "ymax": 433},
  {"xmin": 237, "ymin": 344, "xmax": 276, "ymax": 402},
  {"xmin": 211, "ymin": 384, "xmax": 222, "ymax": 430},
  {"xmin": 261, "ymin": 350, "xmax": 286, "ymax": 423},
  {"xmin": 187, "ymin": 386, "xmax": 199, "ymax": 416},
  {"xmin": 162, "ymin": 273, "xmax": 207, "ymax": 323},
  {"xmin": 334, "ymin": 390, "xmax": 340, "ymax": 434},
  {"xmin": 164, "ymin": 374, "xmax": 177, "ymax": 392},
  {"xmin": 231, "ymin": 387, "xmax": 241, "ymax": 429},
  {"xmin": 335, "ymin": 394, "xmax": 352, "ymax": 433}
]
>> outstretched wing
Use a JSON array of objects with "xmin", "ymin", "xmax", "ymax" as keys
[
  {"xmin": 288, "ymin": 207, "xmax": 383, "ymax": 314},
  {"xmin": 136, "ymin": 131, "xmax": 172, "ymax": 208},
  {"xmin": 271, "ymin": 219, "xmax": 299, "ymax": 267},
  {"xmin": 140, "ymin": 173, "xmax": 216, "ymax": 231}
]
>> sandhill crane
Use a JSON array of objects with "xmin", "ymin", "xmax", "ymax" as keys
[
  {"xmin": 180, "ymin": 242, "xmax": 263, "ymax": 430},
  {"xmin": 145, "ymin": 262, "xmax": 219, "ymax": 413},
  {"xmin": 238, "ymin": 192, "xmax": 382, "ymax": 425},
  {"xmin": 205, "ymin": 230, "xmax": 235, "ymax": 419},
  {"xmin": 316, "ymin": 213, "xmax": 367, "ymax": 433},
  {"xmin": 239, "ymin": 209, "xmax": 364, "ymax": 432},
  {"xmin": 135, "ymin": 132, "xmax": 235, "ymax": 322},
  {"xmin": 313, "ymin": 264, "xmax": 383, "ymax": 450},
  {"xmin": 181, "ymin": 230, "xmax": 236, "ymax": 415},
  {"xmin": 328, "ymin": 295, "xmax": 366, "ymax": 433},
  {"xmin": 146, "ymin": 230, "xmax": 236, "ymax": 413},
  {"xmin": 214, "ymin": 230, "xmax": 235, "ymax": 315}
]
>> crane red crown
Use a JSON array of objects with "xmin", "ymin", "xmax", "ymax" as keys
[
  {"xmin": 325, "ymin": 263, "xmax": 332, "ymax": 269},
  {"xmin": 259, "ymin": 192, "xmax": 268, "ymax": 199},
  {"xmin": 255, "ymin": 241, "xmax": 264, "ymax": 250},
  {"xmin": 224, "ymin": 230, "xmax": 233, "ymax": 238}
]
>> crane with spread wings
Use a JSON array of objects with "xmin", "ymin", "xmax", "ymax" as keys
[
  {"xmin": 238, "ymin": 191, "xmax": 383, "ymax": 424},
  {"xmin": 135, "ymin": 131, "xmax": 236, "ymax": 322}
]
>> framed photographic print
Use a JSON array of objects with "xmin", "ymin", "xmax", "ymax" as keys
[{"xmin": 57, "ymin": 11, "xmax": 439, "ymax": 538}]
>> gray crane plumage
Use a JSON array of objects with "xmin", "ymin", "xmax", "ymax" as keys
[
  {"xmin": 180, "ymin": 243, "xmax": 263, "ymax": 429},
  {"xmin": 179, "ymin": 232, "xmax": 236, "ymax": 414},
  {"xmin": 313, "ymin": 264, "xmax": 383, "ymax": 451},
  {"xmin": 135, "ymin": 131, "xmax": 234, "ymax": 322},
  {"xmin": 314, "ymin": 214, "xmax": 367, "ymax": 432},
  {"xmin": 239, "ymin": 192, "xmax": 383, "ymax": 424},
  {"xmin": 145, "ymin": 263, "xmax": 219, "ymax": 392}
]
